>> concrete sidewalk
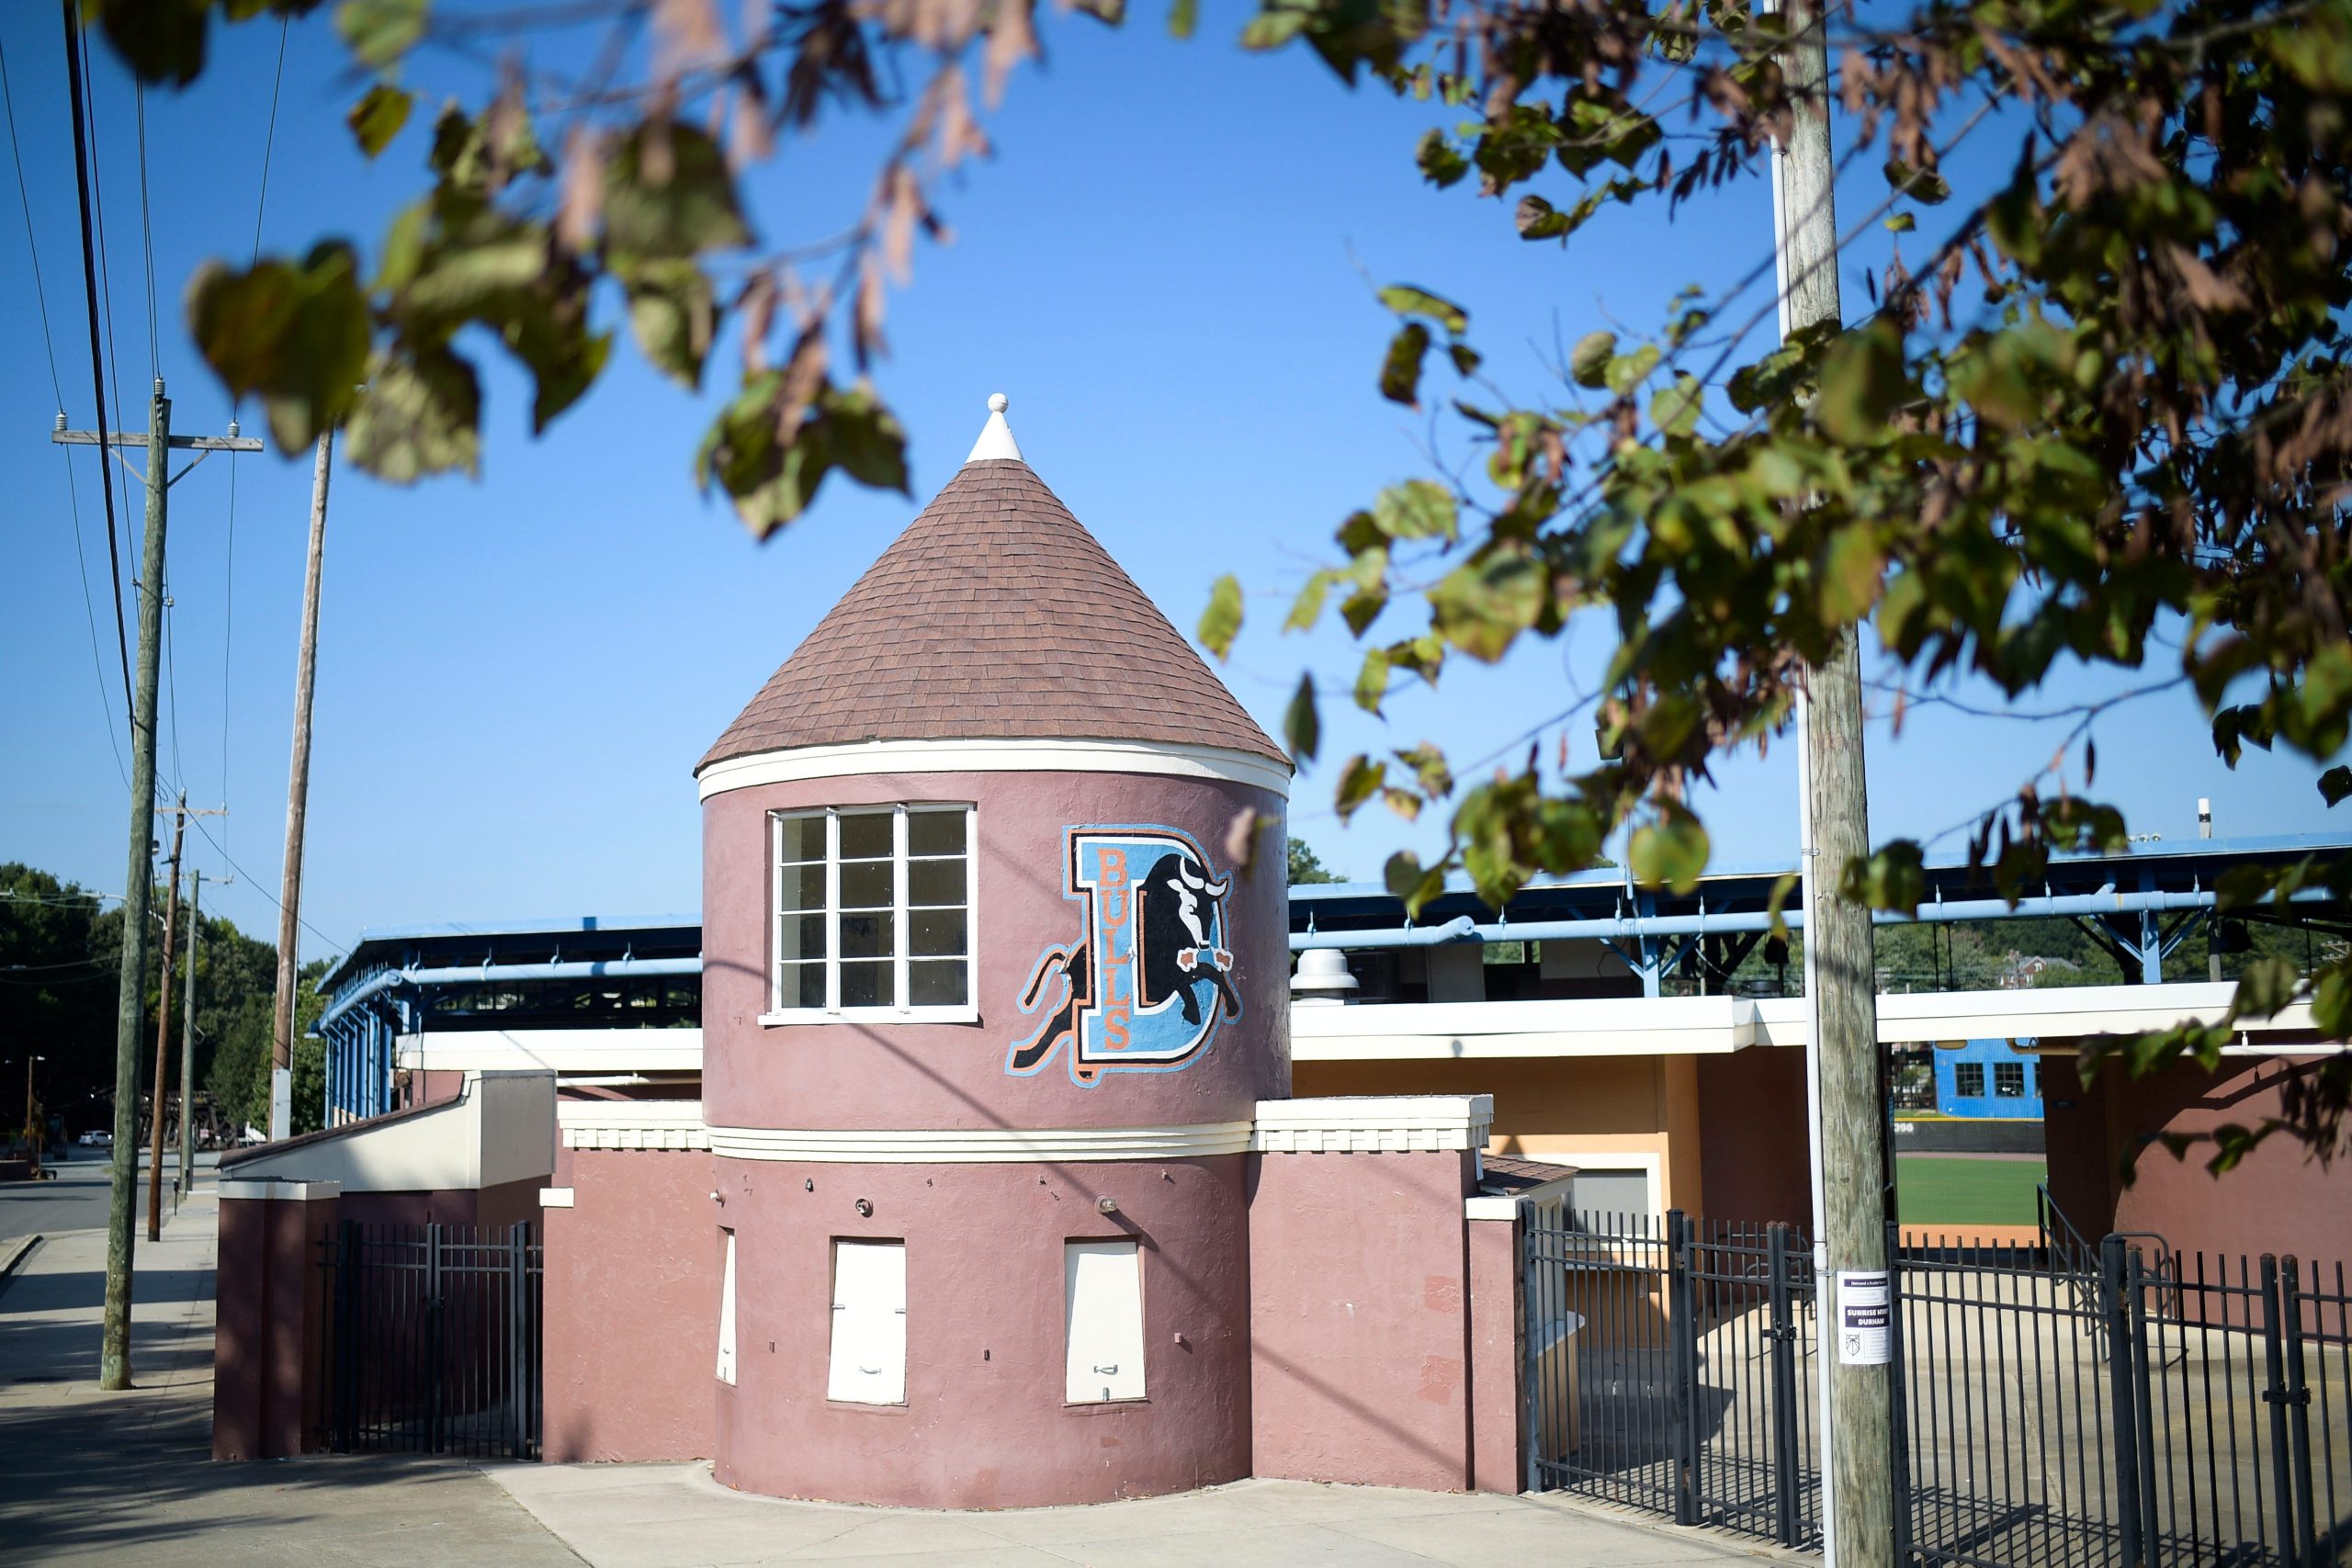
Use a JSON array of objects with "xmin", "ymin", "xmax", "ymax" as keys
[
  {"xmin": 489, "ymin": 1464, "xmax": 1789, "ymax": 1568},
  {"xmin": 0, "ymin": 1182, "xmax": 577, "ymax": 1565},
  {"xmin": 0, "ymin": 1183, "xmax": 1781, "ymax": 1567}
]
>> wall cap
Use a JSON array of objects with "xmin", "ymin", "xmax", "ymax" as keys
[
  {"xmin": 539, "ymin": 1187, "xmax": 576, "ymax": 1209},
  {"xmin": 559, "ymin": 1100, "xmax": 712, "ymax": 1152},
  {"xmin": 217, "ymin": 1179, "xmax": 343, "ymax": 1201},
  {"xmin": 696, "ymin": 736, "xmax": 1293, "ymax": 803},
  {"xmin": 1250, "ymin": 1094, "xmax": 1495, "ymax": 1154},
  {"xmin": 1464, "ymin": 1195, "xmax": 1521, "ymax": 1222},
  {"xmin": 707, "ymin": 1120, "xmax": 1253, "ymax": 1164}
]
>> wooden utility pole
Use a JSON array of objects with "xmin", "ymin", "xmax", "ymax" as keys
[
  {"xmin": 147, "ymin": 796, "xmax": 187, "ymax": 1242},
  {"xmin": 55, "ymin": 381, "xmax": 259, "ymax": 1390},
  {"xmin": 1772, "ymin": 0, "xmax": 1894, "ymax": 1561},
  {"xmin": 271, "ymin": 429, "xmax": 334, "ymax": 1141}
]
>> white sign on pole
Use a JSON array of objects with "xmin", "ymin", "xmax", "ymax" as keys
[{"xmin": 1836, "ymin": 1269, "xmax": 1892, "ymax": 1365}]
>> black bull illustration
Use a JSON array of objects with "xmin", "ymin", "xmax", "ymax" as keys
[{"xmin": 1011, "ymin": 850, "xmax": 1241, "ymax": 1076}]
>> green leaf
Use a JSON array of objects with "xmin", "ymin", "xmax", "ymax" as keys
[
  {"xmin": 604, "ymin": 122, "xmax": 753, "ymax": 263},
  {"xmin": 1883, "ymin": 158, "xmax": 1951, "ymax": 204},
  {"xmin": 1372, "ymin": 479, "xmax": 1457, "ymax": 541},
  {"xmin": 1283, "ymin": 671, "xmax": 1320, "ymax": 765},
  {"xmin": 1569, "ymin": 331, "xmax": 1616, "ymax": 389},
  {"xmin": 1381, "ymin": 321, "xmax": 1431, "ymax": 406},
  {"xmin": 1838, "ymin": 840, "xmax": 1928, "ymax": 916},
  {"xmin": 1169, "ymin": 0, "xmax": 1199, "ymax": 35},
  {"xmin": 618, "ymin": 258, "xmax": 720, "ymax": 389},
  {"xmin": 1648, "ymin": 372, "xmax": 1702, "ymax": 437},
  {"xmin": 1382, "ymin": 850, "xmax": 1447, "ymax": 916},
  {"xmin": 1430, "ymin": 547, "xmax": 1544, "ymax": 662},
  {"xmin": 1883, "ymin": 212, "xmax": 1916, "ymax": 233},
  {"xmin": 1335, "ymin": 755, "xmax": 1386, "ymax": 819},
  {"xmin": 347, "ymin": 84, "xmax": 414, "ymax": 159},
  {"xmin": 1378, "ymin": 284, "xmax": 1467, "ymax": 334},
  {"xmin": 2322, "ymin": 765, "xmax": 2352, "ymax": 807},
  {"xmin": 186, "ymin": 243, "xmax": 373, "ymax": 454},
  {"xmin": 1602, "ymin": 343, "xmax": 1659, "ymax": 395},
  {"xmin": 1818, "ymin": 524, "xmax": 1885, "ymax": 625},
  {"xmin": 1199, "ymin": 574, "xmax": 1244, "ymax": 660},
  {"xmin": 1515, "ymin": 195, "xmax": 1571, "ymax": 241},
  {"xmin": 337, "ymin": 0, "xmax": 429, "ymax": 72},
  {"xmin": 2312, "ymin": 964, "xmax": 2351, "ymax": 1037},
  {"xmin": 1240, "ymin": 7, "xmax": 1311, "ymax": 51},
  {"xmin": 1628, "ymin": 807, "xmax": 1709, "ymax": 894},
  {"xmin": 1814, "ymin": 317, "xmax": 1906, "ymax": 445},
  {"xmin": 344, "ymin": 343, "xmax": 482, "ymax": 482},
  {"xmin": 1416, "ymin": 129, "xmax": 1469, "ymax": 189},
  {"xmin": 813, "ymin": 380, "xmax": 909, "ymax": 494},
  {"xmin": 2227, "ymin": 956, "xmax": 2301, "ymax": 1022},
  {"xmin": 1354, "ymin": 646, "xmax": 1391, "ymax": 712},
  {"xmin": 1284, "ymin": 570, "xmax": 1333, "ymax": 632},
  {"xmin": 96, "ymin": 0, "xmax": 211, "ymax": 85}
]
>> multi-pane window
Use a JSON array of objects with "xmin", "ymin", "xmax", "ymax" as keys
[
  {"xmin": 1994, "ymin": 1061, "xmax": 2027, "ymax": 1099},
  {"xmin": 771, "ymin": 805, "xmax": 973, "ymax": 1020},
  {"xmin": 1952, "ymin": 1062, "xmax": 1986, "ymax": 1099}
]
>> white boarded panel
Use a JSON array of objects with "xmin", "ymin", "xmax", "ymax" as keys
[
  {"xmin": 827, "ymin": 1240, "xmax": 907, "ymax": 1404},
  {"xmin": 1063, "ymin": 1240, "xmax": 1145, "ymax": 1404},
  {"xmin": 716, "ymin": 1231, "xmax": 738, "ymax": 1385}
]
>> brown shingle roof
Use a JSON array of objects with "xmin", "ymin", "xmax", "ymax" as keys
[{"xmin": 698, "ymin": 458, "xmax": 1289, "ymax": 773}]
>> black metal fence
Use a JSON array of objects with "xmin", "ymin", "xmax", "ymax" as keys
[
  {"xmin": 1522, "ymin": 1208, "xmax": 2352, "ymax": 1565},
  {"xmin": 320, "ymin": 1220, "xmax": 543, "ymax": 1459}
]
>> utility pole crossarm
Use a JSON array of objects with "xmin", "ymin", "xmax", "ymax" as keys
[{"xmin": 51, "ymin": 430, "xmax": 265, "ymax": 452}]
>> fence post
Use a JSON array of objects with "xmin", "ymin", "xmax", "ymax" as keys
[
  {"xmin": 510, "ymin": 1222, "xmax": 529, "ymax": 1461},
  {"xmin": 2258, "ymin": 1256, "xmax": 2301, "ymax": 1564},
  {"xmin": 2127, "ymin": 1247, "xmax": 2163, "ymax": 1565},
  {"xmin": 1519, "ymin": 1201, "xmax": 1543, "ymax": 1496},
  {"xmin": 2275, "ymin": 1256, "xmax": 2319, "ymax": 1568},
  {"xmin": 331, "ymin": 1221, "xmax": 353, "ymax": 1452},
  {"xmin": 425, "ymin": 1221, "xmax": 444, "ymax": 1455},
  {"xmin": 1767, "ymin": 1224, "xmax": 1801, "ymax": 1549},
  {"xmin": 1668, "ymin": 1209, "xmax": 1699, "ymax": 1529},
  {"xmin": 1885, "ymin": 1221, "xmax": 1914, "ymax": 1567},
  {"xmin": 2101, "ymin": 1235, "xmax": 2145, "ymax": 1567}
]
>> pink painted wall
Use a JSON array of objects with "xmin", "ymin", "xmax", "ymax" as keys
[
  {"xmin": 2044, "ymin": 1051, "xmax": 2352, "ymax": 1268},
  {"xmin": 700, "ymin": 769, "xmax": 1290, "ymax": 1134},
  {"xmin": 1246, "ymin": 1147, "xmax": 1480, "ymax": 1492},
  {"xmin": 712, "ymin": 1154, "xmax": 1251, "ymax": 1507},
  {"xmin": 1465, "ymin": 1214, "xmax": 1523, "ymax": 1494},
  {"xmin": 213, "ymin": 1190, "xmax": 338, "ymax": 1460},
  {"xmin": 542, "ymin": 1145, "xmax": 720, "ymax": 1462},
  {"xmin": 338, "ymin": 1176, "xmax": 543, "ymax": 1232}
]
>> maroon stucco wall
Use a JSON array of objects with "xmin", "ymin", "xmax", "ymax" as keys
[
  {"xmin": 337, "ymin": 1177, "xmax": 544, "ymax": 1232},
  {"xmin": 700, "ymin": 767, "xmax": 1291, "ymax": 1134},
  {"xmin": 1696, "ymin": 1046, "xmax": 1814, "ymax": 1227},
  {"xmin": 1246, "ymin": 1146, "xmax": 1478, "ymax": 1491},
  {"xmin": 213, "ymin": 1190, "xmax": 338, "ymax": 1460},
  {"xmin": 2043, "ymin": 1051, "xmax": 2352, "ymax": 1267},
  {"xmin": 542, "ymin": 1145, "xmax": 719, "ymax": 1462},
  {"xmin": 1465, "ymin": 1213, "xmax": 1524, "ymax": 1494},
  {"xmin": 710, "ymin": 1154, "xmax": 1251, "ymax": 1507}
]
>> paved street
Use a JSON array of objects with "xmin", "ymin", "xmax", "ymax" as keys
[
  {"xmin": 0, "ymin": 1181, "xmax": 1788, "ymax": 1567},
  {"xmin": 0, "ymin": 1150, "xmax": 215, "ymax": 1242}
]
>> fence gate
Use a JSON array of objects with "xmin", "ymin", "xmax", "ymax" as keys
[
  {"xmin": 1522, "ymin": 1207, "xmax": 2352, "ymax": 1567},
  {"xmin": 320, "ymin": 1220, "xmax": 543, "ymax": 1459}
]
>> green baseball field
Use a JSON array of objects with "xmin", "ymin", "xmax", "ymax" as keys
[{"xmin": 1894, "ymin": 1155, "xmax": 2048, "ymax": 1226}]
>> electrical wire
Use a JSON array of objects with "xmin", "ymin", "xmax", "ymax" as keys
[
  {"xmin": 57, "ymin": 0, "xmax": 131, "ymax": 724},
  {"xmin": 3, "ymin": 25, "xmax": 128, "ymax": 787},
  {"xmin": 77, "ymin": 20, "xmax": 130, "ymax": 465},
  {"xmin": 187, "ymin": 814, "xmax": 345, "ymax": 963}
]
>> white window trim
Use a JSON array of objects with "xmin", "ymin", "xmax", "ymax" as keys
[
  {"xmin": 716, "ymin": 1229, "xmax": 738, "ymax": 1386},
  {"xmin": 763, "ymin": 803, "xmax": 978, "ymax": 1026}
]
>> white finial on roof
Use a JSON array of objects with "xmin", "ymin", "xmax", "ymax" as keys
[{"xmin": 967, "ymin": 391, "xmax": 1023, "ymax": 463}]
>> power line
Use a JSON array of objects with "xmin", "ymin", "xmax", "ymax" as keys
[
  {"xmin": 249, "ymin": 17, "xmax": 288, "ymax": 268},
  {"xmin": 2, "ymin": 27, "xmax": 128, "ymax": 787},
  {"xmin": 59, "ymin": 0, "xmax": 131, "ymax": 724},
  {"xmin": 77, "ymin": 21, "xmax": 130, "ymax": 472},
  {"xmin": 187, "ymin": 814, "xmax": 344, "ymax": 964}
]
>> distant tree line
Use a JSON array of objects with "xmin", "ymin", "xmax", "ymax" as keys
[{"xmin": 1, "ymin": 863, "xmax": 327, "ymax": 1142}]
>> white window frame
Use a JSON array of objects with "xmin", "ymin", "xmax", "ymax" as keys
[
  {"xmin": 1063, "ymin": 1239, "xmax": 1148, "ymax": 1405},
  {"xmin": 763, "ymin": 803, "xmax": 977, "ymax": 1025},
  {"xmin": 827, "ymin": 1238, "xmax": 909, "ymax": 1405}
]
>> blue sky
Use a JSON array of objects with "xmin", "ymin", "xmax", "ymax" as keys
[{"xmin": 2, "ymin": 6, "xmax": 2340, "ymax": 962}]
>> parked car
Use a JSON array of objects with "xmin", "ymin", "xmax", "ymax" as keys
[{"xmin": 76, "ymin": 1129, "xmax": 111, "ymax": 1147}]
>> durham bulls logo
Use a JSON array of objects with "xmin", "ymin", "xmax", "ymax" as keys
[{"xmin": 1007, "ymin": 827, "xmax": 1241, "ymax": 1086}]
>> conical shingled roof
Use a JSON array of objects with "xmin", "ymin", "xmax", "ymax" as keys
[{"xmin": 698, "ymin": 451, "xmax": 1288, "ymax": 773}]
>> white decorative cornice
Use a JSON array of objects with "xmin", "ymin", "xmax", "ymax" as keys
[
  {"xmin": 559, "ymin": 1100, "xmax": 712, "ymax": 1152},
  {"xmin": 695, "ymin": 737, "xmax": 1292, "ymax": 802},
  {"xmin": 1250, "ymin": 1094, "xmax": 1495, "ymax": 1154},
  {"xmin": 706, "ymin": 1120, "xmax": 1254, "ymax": 1164}
]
